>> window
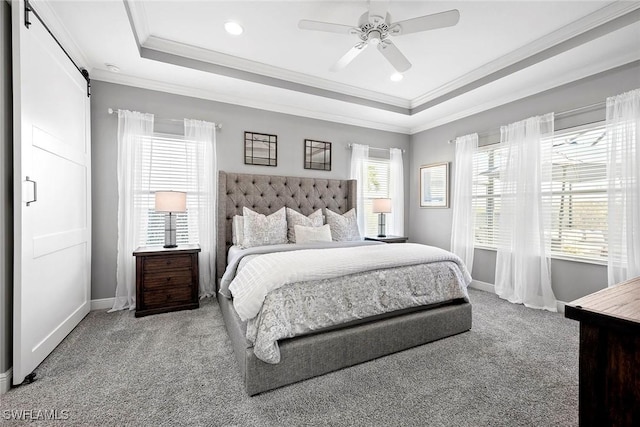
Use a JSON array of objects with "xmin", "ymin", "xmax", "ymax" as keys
[
  {"xmin": 363, "ymin": 157, "xmax": 390, "ymax": 236},
  {"xmin": 137, "ymin": 133, "xmax": 201, "ymax": 247},
  {"xmin": 472, "ymin": 122, "xmax": 608, "ymax": 262}
]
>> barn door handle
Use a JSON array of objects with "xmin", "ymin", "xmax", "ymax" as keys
[{"xmin": 25, "ymin": 176, "xmax": 37, "ymax": 206}]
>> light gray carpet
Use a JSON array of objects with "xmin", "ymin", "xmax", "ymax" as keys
[{"xmin": 0, "ymin": 289, "xmax": 579, "ymax": 426}]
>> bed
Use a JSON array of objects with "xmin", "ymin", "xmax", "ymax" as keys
[{"xmin": 216, "ymin": 171, "xmax": 472, "ymax": 395}]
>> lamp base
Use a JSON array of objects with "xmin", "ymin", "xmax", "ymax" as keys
[
  {"xmin": 377, "ymin": 213, "xmax": 386, "ymax": 238},
  {"xmin": 164, "ymin": 212, "xmax": 178, "ymax": 249}
]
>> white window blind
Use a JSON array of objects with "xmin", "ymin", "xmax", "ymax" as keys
[
  {"xmin": 137, "ymin": 133, "xmax": 200, "ymax": 247},
  {"xmin": 363, "ymin": 157, "xmax": 390, "ymax": 237},
  {"xmin": 472, "ymin": 122, "xmax": 608, "ymax": 262}
]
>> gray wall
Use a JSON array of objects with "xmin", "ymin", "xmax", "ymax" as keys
[
  {"xmin": 1, "ymin": 0, "xmax": 13, "ymax": 374},
  {"xmin": 409, "ymin": 61, "xmax": 640, "ymax": 303},
  {"xmin": 90, "ymin": 81, "xmax": 411, "ymax": 300}
]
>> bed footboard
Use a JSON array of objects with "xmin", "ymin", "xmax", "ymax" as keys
[{"xmin": 218, "ymin": 295, "xmax": 472, "ymax": 396}]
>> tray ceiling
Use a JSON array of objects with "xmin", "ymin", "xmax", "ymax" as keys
[{"xmin": 40, "ymin": 0, "xmax": 640, "ymax": 133}]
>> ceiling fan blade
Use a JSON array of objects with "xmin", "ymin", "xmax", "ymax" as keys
[
  {"xmin": 377, "ymin": 40, "xmax": 411, "ymax": 72},
  {"xmin": 330, "ymin": 43, "xmax": 368, "ymax": 72},
  {"xmin": 368, "ymin": 0, "xmax": 390, "ymax": 25},
  {"xmin": 389, "ymin": 9, "xmax": 460, "ymax": 36},
  {"xmin": 298, "ymin": 20, "xmax": 358, "ymax": 35}
]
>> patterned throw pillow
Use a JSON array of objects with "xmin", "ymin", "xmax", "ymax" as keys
[
  {"xmin": 294, "ymin": 224, "xmax": 332, "ymax": 243},
  {"xmin": 286, "ymin": 208, "xmax": 323, "ymax": 243},
  {"xmin": 242, "ymin": 207, "xmax": 287, "ymax": 248},
  {"xmin": 325, "ymin": 208, "xmax": 361, "ymax": 241}
]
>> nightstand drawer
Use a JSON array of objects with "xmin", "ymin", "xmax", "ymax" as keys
[
  {"xmin": 143, "ymin": 269, "xmax": 193, "ymax": 290},
  {"xmin": 143, "ymin": 286, "xmax": 194, "ymax": 308},
  {"xmin": 143, "ymin": 255, "xmax": 192, "ymax": 272}
]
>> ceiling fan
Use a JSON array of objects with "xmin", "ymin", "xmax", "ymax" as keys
[{"xmin": 298, "ymin": 1, "xmax": 460, "ymax": 73}]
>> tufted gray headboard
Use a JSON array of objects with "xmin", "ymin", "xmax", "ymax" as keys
[{"xmin": 216, "ymin": 171, "xmax": 357, "ymax": 283}]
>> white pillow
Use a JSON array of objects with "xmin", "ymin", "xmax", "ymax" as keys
[
  {"xmin": 325, "ymin": 208, "xmax": 361, "ymax": 241},
  {"xmin": 286, "ymin": 208, "xmax": 323, "ymax": 243},
  {"xmin": 232, "ymin": 215, "xmax": 244, "ymax": 246},
  {"xmin": 242, "ymin": 207, "xmax": 287, "ymax": 248},
  {"xmin": 294, "ymin": 224, "xmax": 332, "ymax": 244}
]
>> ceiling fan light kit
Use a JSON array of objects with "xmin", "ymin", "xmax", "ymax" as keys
[
  {"xmin": 224, "ymin": 21, "xmax": 244, "ymax": 36},
  {"xmin": 299, "ymin": 1, "xmax": 460, "ymax": 74}
]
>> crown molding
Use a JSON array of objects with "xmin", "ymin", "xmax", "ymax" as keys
[
  {"xmin": 125, "ymin": 0, "xmax": 150, "ymax": 45},
  {"xmin": 411, "ymin": 1, "xmax": 640, "ymax": 108},
  {"xmin": 28, "ymin": 0, "xmax": 91, "ymax": 70},
  {"xmin": 90, "ymin": 69, "xmax": 412, "ymax": 134},
  {"xmin": 408, "ymin": 53, "xmax": 640, "ymax": 135},
  {"xmin": 143, "ymin": 35, "xmax": 410, "ymax": 109}
]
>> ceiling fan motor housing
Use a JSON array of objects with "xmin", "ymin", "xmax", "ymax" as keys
[{"xmin": 358, "ymin": 12, "xmax": 391, "ymax": 44}]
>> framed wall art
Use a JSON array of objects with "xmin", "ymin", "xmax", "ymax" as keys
[
  {"xmin": 244, "ymin": 131, "xmax": 277, "ymax": 166},
  {"xmin": 419, "ymin": 162, "xmax": 449, "ymax": 208},
  {"xmin": 304, "ymin": 139, "xmax": 332, "ymax": 171}
]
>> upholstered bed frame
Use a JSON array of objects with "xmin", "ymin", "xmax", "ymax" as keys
[{"xmin": 216, "ymin": 171, "xmax": 472, "ymax": 395}]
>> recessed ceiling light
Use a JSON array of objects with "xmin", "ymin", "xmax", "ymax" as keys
[
  {"xmin": 105, "ymin": 64, "xmax": 120, "ymax": 73},
  {"xmin": 390, "ymin": 72, "xmax": 403, "ymax": 82},
  {"xmin": 225, "ymin": 21, "xmax": 243, "ymax": 35}
]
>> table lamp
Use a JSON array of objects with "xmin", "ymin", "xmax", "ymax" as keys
[
  {"xmin": 155, "ymin": 191, "xmax": 187, "ymax": 248},
  {"xmin": 372, "ymin": 198, "xmax": 392, "ymax": 238}
]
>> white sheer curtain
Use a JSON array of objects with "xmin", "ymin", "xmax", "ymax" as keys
[
  {"xmin": 389, "ymin": 148, "xmax": 404, "ymax": 236},
  {"xmin": 184, "ymin": 119, "xmax": 217, "ymax": 297},
  {"xmin": 111, "ymin": 110, "xmax": 154, "ymax": 311},
  {"xmin": 495, "ymin": 113, "xmax": 557, "ymax": 312},
  {"xmin": 450, "ymin": 133, "xmax": 478, "ymax": 271},
  {"xmin": 606, "ymin": 88, "xmax": 640, "ymax": 286},
  {"xmin": 350, "ymin": 144, "xmax": 369, "ymax": 236}
]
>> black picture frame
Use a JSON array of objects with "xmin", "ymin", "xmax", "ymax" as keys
[
  {"xmin": 245, "ymin": 131, "xmax": 277, "ymax": 167},
  {"xmin": 304, "ymin": 139, "xmax": 332, "ymax": 171}
]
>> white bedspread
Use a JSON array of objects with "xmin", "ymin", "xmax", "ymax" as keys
[{"xmin": 228, "ymin": 243, "xmax": 472, "ymax": 321}]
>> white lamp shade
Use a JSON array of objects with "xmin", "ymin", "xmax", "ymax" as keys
[
  {"xmin": 155, "ymin": 191, "xmax": 187, "ymax": 212},
  {"xmin": 372, "ymin": 198, "xmax": 392, "ymax": 213}
]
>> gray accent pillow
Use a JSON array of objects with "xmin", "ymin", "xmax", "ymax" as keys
[
  {"xmin": 286, "ymin": 208, "xmax": 323, "ymax": 243},
  {"xmin": 325, "ymin": 208, "xmax": 361, "ymax": 241},
  {"xmin": 242, "ymin": 207, "xmax": 287, "ymax": 248}
]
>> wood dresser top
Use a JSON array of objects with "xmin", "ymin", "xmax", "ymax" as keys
[{"xmin": 565, "ymin": 276, "xmax": 640, "ymax": 327}]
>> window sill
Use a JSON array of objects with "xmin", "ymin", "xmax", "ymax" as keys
[{"xmin": 473, "ymin": 245, "xmax": 607, "ymax": 266}]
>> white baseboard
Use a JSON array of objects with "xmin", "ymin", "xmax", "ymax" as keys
[
  {"xmin": 556, "ymin": 300, "xmax": 567, "ymax": 314},
  {"xmin": 469, "ymin": 280, "xmax": 495, "ymax": 293},
  {"xmin": 0, "ymin": 367, "xmax": 12, "ymax": 395},
  {"xmin": 468, "ymin": 280, "xmax": 567, "ymax": 313},
  {"xmin": 90, "ymin": 297, "xmax": 115, "ymax": 311}
]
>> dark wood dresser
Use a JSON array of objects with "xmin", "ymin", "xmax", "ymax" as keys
[
  {"xmin": 133, "ymin": 245, "xmax": 201, "ymax": 318},
  {"xmin": 565, "ymin": 276, "xmax": 640, "ymax": 427}
]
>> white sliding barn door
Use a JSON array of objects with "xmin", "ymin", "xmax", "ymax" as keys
[{"xmin": 12, "ymin": 1, "xmax": 91, "ymax": 385}]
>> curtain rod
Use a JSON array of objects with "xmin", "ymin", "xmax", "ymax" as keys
[
  {"xmin": 446, "ymin": 100, "xmax": 606, "ymax": 144},
  {"xmin": 107, "ymin": 108, "xmax": 222, "ymax": 130},
  {"xmin": 346, "ymin": 143, "xmax": 405, "ymax": 153}
]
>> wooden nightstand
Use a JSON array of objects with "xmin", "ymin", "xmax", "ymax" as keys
[
  {"xmin": 133, "ymin": 244, "xmax": 201, "ymax": 318},
  {"xmin": 364, "ymin": 235, "xmax": 409, "ymax": 244}
]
